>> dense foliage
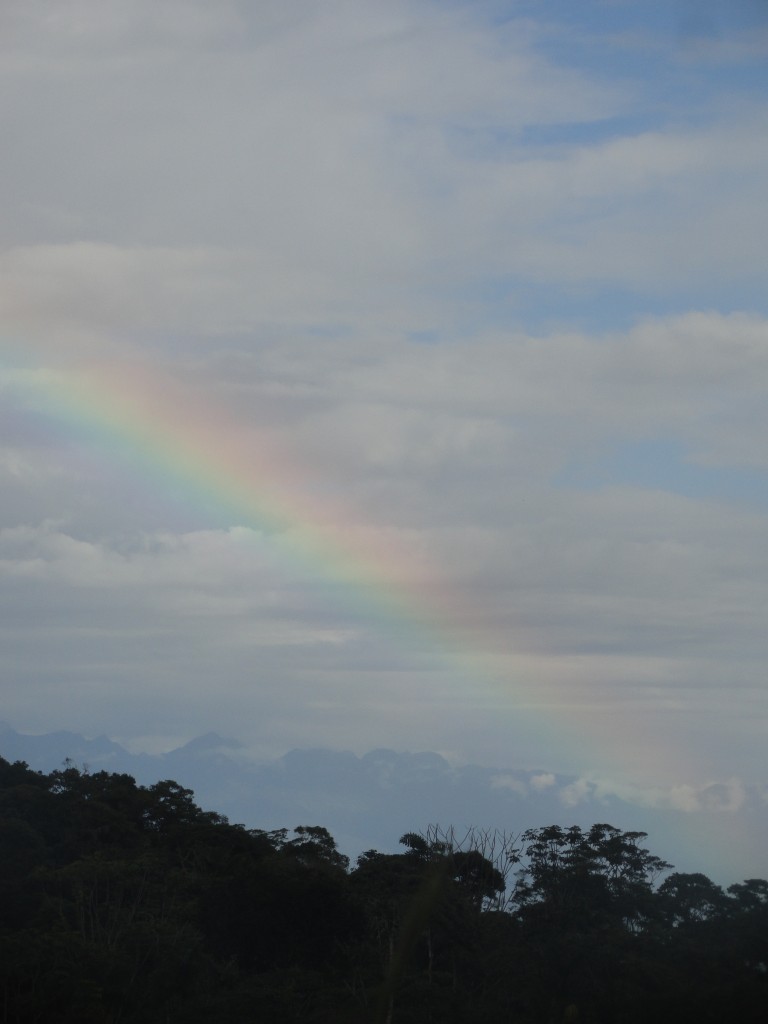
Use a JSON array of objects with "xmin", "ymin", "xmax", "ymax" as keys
[{"xmin": 0, "ymin": 756, "xmax": 765, "ymax": 1022}]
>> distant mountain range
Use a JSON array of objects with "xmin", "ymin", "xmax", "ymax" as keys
[{"xmin": 1, "ymin": 721, "xmax": 765, "ymax": 882}]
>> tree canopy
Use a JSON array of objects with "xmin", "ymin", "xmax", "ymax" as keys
[{"xmin": 0, "ymin": 756, "xmax": 765, "ymax": 1023}]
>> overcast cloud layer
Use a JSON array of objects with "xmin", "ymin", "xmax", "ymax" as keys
[{"xmin": 2, "ymin": 0, "xmax": 768, "ymax": 860}]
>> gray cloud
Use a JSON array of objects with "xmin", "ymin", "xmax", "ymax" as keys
[{"xmin": 1, "ymin": 0, "xmax": 767, "ymax": 825}]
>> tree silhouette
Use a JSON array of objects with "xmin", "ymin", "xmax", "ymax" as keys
[{"xmin": 1, "ymin": 756, "xmax": 766, "ymax": 1023}]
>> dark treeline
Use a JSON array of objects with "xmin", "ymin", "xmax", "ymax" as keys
[{"xmin": 0, "ymin": 757, "xmax": 765, "ymax": 1023}]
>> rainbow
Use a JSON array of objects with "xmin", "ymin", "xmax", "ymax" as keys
[
  {"xmin": 14, "ymin": 354, "xmax": 472, "ymax": 636},
  {"xmin": 6, "ymin": 345, "xmax": 765, "ymax": 883},
  {"xmin": 3, "ymin": 349, "xmax": 681, "ymax": 782}
]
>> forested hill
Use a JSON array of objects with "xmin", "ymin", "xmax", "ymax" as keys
[{"xmin": 1, "ymin": 756, "xmax": 766, "ymax": 1023}]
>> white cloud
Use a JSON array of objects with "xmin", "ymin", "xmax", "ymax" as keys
[
  {"xmin": 581, "ymin": 774, "xmax": 752, "ymax": 815},
  {"xmin": 559, "ymin": 778, "xmax": 593, "ymax": 807},
  {"xmin": 700, "ymin": 779, "xmax": 748, "ymax": 813},
  {"xmin": 530, "ymin": 772, "xmax": 556, "ymax": 791},
  {"xmin": 1, "ymin": 0, "xmax": 763, "ymax": 322},
  {"xmin": 490, "ymin": 774, "xmax": 528, "ymax": 796}
]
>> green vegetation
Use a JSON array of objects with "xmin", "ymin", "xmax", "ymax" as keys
[{"xmin": 0, "ymin": 756, "xmax": 765, "ymax": 1022}]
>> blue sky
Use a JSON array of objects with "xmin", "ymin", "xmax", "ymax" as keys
[
  {"xmin": 1, "ymin": 0, "xmax": 767, "ymax": 873},
  {"xmin": 558, "ymin": 439, "xmax": 768, "ymax": 510}
]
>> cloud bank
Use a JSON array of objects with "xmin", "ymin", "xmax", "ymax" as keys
[{"xmin": 1, "ymin": 2, "xmax": 767, "ymax": 849}]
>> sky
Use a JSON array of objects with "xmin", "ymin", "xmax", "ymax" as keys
[{"xmin": 1, "ymin": 0, "xmax": 768, "ymax": 842}]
